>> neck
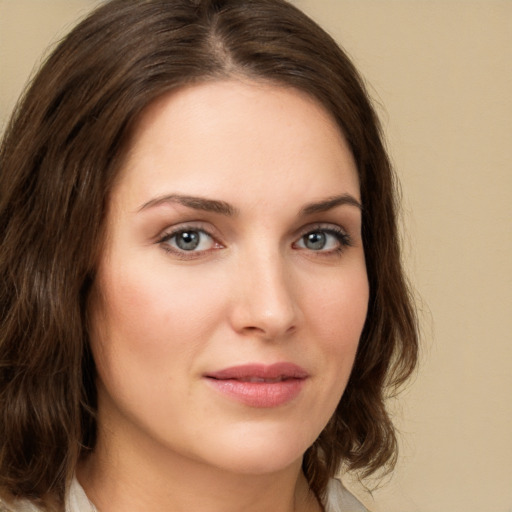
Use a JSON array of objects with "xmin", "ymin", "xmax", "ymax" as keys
[{"xmin": 77, "ymin": 424, "xmax": 322, "ymax": 512}]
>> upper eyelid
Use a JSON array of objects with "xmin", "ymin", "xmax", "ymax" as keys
[
  {"xmin": 295, "ymin": 223, "xmax": 354, "ymax": 246},
  {"xmin": 294, "ymin": 222, "xmax": 349, "ymax": 238},
  {"xmin": 159, "ymin": 227, "xmax": 213, "ymax": 241},
  {"xmin": 295, "ymin": 226, "xmax": 351, "ymax": 243},
  {"xmin": 156, "ymin": 222, "xmax": 219, "ymax": 241}
]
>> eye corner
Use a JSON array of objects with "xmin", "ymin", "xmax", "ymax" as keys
[
  {"xmin": 293, "ymin": 224, "xmax": 353, "ymax": 256},
  {"xmin": 156, "ymin": 224, "xmax": 224, "ymax": 260}
]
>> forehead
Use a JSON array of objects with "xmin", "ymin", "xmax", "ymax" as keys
[{"xmin": 116, "ymin": 79, "xmax": 360, "ymax": 210}]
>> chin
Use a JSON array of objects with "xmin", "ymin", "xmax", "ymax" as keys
[
  {"xmin": 189, "ymin": 423, "xmax": 318, "ymax": 476},
  {"xmin": 213, "ymin": 448, "xmax": 304, "ymax": 476}
]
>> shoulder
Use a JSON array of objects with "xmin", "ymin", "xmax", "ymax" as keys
[
  {"xmin": 0, "ymin": 497, "xmax": 42, "ymax": 512},
  {"xmin": 65, "ymin": 478, "xmax": 95, "ymax": 512},
  {"xmin": 324, "ymin": 478, "xmax": 370, "ymax": 512},
  {"xmin": 0, "ymin": 478, "xmax": 91, "ymax": 512}
]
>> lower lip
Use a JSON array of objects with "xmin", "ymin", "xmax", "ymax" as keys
[{"xmin": 205, "ymin": 378, "xmax": 306, "ymax": 408}]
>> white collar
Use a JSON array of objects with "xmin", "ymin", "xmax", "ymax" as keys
[{"xmin": 64, "ymin": 477, "xmax": 368, "ymax": 512}]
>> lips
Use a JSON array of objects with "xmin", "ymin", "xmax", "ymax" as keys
[{"xmin": 204, "ymin": 363, "xmax": 309, "ymax": 408}]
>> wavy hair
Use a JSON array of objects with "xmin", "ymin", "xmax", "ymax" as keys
[{"xmin": 0, "ymin": 0, "xmax": 418, "ymax": 509}]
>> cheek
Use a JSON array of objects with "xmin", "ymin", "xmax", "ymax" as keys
[
  {"xmin": 88, "ymin": 259, "xmax": 229, "ymax": 375},
  {"xmin": 305, "ymin": 263, "xmax": 369, "ymax": 345},
  {"xmin": 86, "ymin": 261, "xmax": 222, "ymax": 432},
  {"xmin": 304, "ymin": 265, "xmax": 369, "ymax": 389}
]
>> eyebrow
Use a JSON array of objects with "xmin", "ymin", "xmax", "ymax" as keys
[
  {"xmin": 138, "ymin": 194, "xmax": 237, "ymax": 216},
  {"xmin": 299, "ymin": 194, "xmax": 363, "ymax": 216},
  {"xmin": 138, "ymin": 192, "xmax": 362, "ymax": 217}
]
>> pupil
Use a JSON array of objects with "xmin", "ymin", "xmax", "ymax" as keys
[
  {"xmin": 176, "ymin": 231, "xmax": 200, "ymax": 250},
  {"xmin": 305, "ymin": 232, "xmax": 326, "ymax": 250}
]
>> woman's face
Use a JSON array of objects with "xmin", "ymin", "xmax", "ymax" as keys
[{"xmin": 89, "ymin": 80, "xmax": 369, "ymax": 476}]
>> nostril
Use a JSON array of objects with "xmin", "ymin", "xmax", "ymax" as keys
[
  {"xmin": 243, "ymin": 325, "xmax": 266, "ymax": 333},
  {"xmin": 240, "ymin": 323, "xmax": 297, "ymax": 340}
]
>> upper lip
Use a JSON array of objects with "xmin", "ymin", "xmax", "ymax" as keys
[{"xmin": 205, "ymin": 362, "xmax": 309, "ymax": 382}]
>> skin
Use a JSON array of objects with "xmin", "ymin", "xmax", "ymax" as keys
[{"xmin": 80, "ymin": 79, "xmax": 369, "ymax": 512}]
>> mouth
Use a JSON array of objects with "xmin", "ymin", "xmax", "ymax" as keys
[
  {"xmin": 205, "ymin": 362, "xmax": 309, "ymax": 381},
  {"xmin": 204, "ymin": 363, "xmax": 309, "ymax": 408},
  {"xmin": 216, "ymin": 376, "xmax": 295, "ymax": 383}
]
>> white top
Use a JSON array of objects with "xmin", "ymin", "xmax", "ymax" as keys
[
  {"xmin": 2, "ymin": 477, "xmax": 369, "ymax": 512},
  {"xmin": 325, "ymin": 478, "xmax": 369, "ymax": 512}
]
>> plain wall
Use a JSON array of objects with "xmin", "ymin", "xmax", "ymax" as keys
[{"xmin": 1, "ymin": 1, "xmax": 511, "ymax": 511}]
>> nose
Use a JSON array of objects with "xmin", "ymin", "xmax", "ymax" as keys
[{"xmin": 228, "ymin": 249, "xmax": 300, "ymax": 341}]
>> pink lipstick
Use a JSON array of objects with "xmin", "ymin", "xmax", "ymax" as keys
[{"xmin": 204, "ymin": 363, "xmax": 308, "ymax": 408}]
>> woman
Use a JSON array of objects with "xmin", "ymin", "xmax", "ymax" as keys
[{"xmin": 0, "ymin": 1, "xmax": 418, "ymax": 511}]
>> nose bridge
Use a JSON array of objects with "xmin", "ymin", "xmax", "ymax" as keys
[{"xmin": 230, "ymin": 242, "xmax": 298, "ymax": 339}]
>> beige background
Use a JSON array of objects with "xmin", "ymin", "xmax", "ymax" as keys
[{"xmin": 1, "ymin": 1, "xmax": 511, "ymax": 511}]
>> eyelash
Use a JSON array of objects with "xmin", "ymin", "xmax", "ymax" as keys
[
  {"xmin": 157, "ymin": 224, "xmax": 221, "ymax": 260},
  {"xmin": 294, "ymin": 225, "xmax": 353, "ymax": 256},
  {"xmin": 156, "ymin": 223, "xmax": 352, "ymax": 260}
]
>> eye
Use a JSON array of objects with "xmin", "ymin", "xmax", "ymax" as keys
[
  {"xmin": 294, "ymin": 227, "xmax": 351, "ymax": 254},
  {"xmin": 159, "ymin": 228, "xmax": 220, "ymax": 255}
]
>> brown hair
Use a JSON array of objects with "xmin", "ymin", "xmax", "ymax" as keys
[{"xmin": 0, "ymin": 0, "xmax": 418, "ymax": 509}]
